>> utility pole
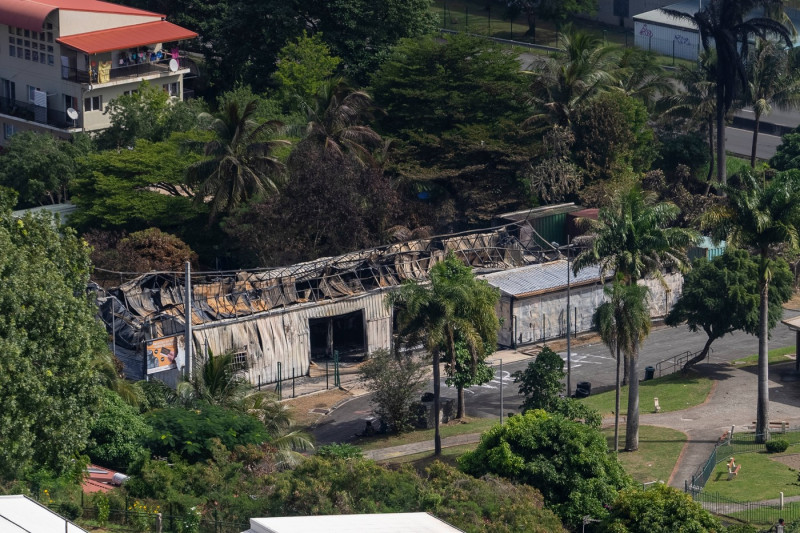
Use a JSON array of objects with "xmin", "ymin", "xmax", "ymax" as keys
[
  {"xmin": 566, "ymin": 235, "xmax": 572, "ymax": 397},
  {"xmin": 184, "ymin": 261, "xmax": 192, "ymax": 380}
]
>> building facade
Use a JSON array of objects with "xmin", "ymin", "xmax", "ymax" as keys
[{"xmin": 0, "ymin": 0, "xmax": 197, "ymax": 144}]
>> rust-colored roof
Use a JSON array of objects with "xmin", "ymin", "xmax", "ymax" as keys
[
  {"xmin": 0, "ymin": 0, "xmax": 162, "ymax": 31},
  {"xmin": 57, "ymin": 20, "xmax": 197, "ymax": 54}
]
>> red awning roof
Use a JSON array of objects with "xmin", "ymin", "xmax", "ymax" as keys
[
  {"xmin": 57, "ymin": 20, "xmax": 197, "ymax": 54},
  {"xmin": 0, "ymin": 0, "xmax": 163, "ymax": 32}
]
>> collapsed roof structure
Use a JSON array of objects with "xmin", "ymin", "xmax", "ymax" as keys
[{"xmin": 97, "ymin": 220, "xmax": 561, "ymax": 383}]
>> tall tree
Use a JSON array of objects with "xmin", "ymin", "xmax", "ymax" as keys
[
  {"xmin": 617, "ymin": 48, "xmax": 675, "ymax": 111},
  {"xmin": 573, "ymin": 186, "xmax": 697, "ymax": 450},
  {"xmin": 747, "ymin": 38, "xmax": 800, "ymax": 167},
  {"xmin": 702, "ymin": 169, "xmax": 800, "ymax": 441},
  {"xmin": 0, "ymin": 190, "xmax": 107, "ymax": 478},
  {"xmin": 185, "ymin": 99, "xmax": 289, "ymax": 219},
  {"xmin": 387, "ymin": 255, "xmax": 500, "ymax": 454},
  {"xmin": 662, "ymin": 0, "xmax": 793, "ymax": 185},
  {"xmin": 593, "ymin": 280, "xmax": 650, "ymax": 452},
  {"xmin": 660, "ymin": 53, "xmax": 718, "ymax": 187},
  {"xmin": 506, "ymin": 0, "xmax": 598, "ymax": 39},
  {"xmin": 525, "ymin": 29, "xmax": 620, "ymax": 129},
  {"xmin": 299, "ymin": 79, "xmax": 381, "ymax": 165}
]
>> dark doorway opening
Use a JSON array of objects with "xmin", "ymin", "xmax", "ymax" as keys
[{"xmin": 309, "ymin": 310, "xmax": 366, "ymax": 359}]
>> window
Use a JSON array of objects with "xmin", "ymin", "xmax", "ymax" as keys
[
  {"xmin": 3, "ymin": 123, "xmax": 15, "ymax": 140},
  {"xmin": 84, "ymin": 95, "xmax": 102, "ymax": 112},
  {"xmin": 8, "ymin": 27, "xmax": 53, "ymax": 66},
  {"xmin": 27, "ymin": 85, "xmax": 35, "ymax": 101},
  {"xmin": 162, "ymin": 82, "xmax": 179, "ymax": 97},
  {"xmin": 231, "ymin": 350, "xmax": 248, "ymax": 372},
  {"xmin": 47, "ymin": 54, "xmax": 53, "ymax": 65},
  {"xmin": 8, "ymin": 45, "xmax": 14, "ymax": 57}
]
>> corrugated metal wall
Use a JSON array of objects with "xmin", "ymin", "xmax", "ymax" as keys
[
  {"xmin": 500, "ymin": 273, "xmax": 684, "ymax": 347},
  {"xmin": 634, "ymin": 21, "xmax": 699, "ymax": 60},
  {"xmin": 193, "ymin": 291, "xmax": 392, "ymax": 385}
]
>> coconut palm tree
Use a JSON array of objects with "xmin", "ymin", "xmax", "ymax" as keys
[
  {"xmin": 185, "ymin": 99, "xmax": 289, "ymax": 219},
  {"xmin": 593, "ymin": 280, "xmax": 651, "ymax": 452},
  {"xmin": 525, "ymin": 29, "xmax": 621, "ymax": 129},
  {"xmin": 617, "ymin": 48, "xmax": 675, "ymax": 110},
  {"xmin": 747, "ymin": 39, "xmax": 800, "ymax": 167},
  {"xmin": 702, "ymin": 169, "xmax": 800, "ymax": 441},
  {"xmin": 660, "ymin": 52, "xmax": 718, "ymax": 188},
  {"xmin": 662, "ymin": 0, "xmax": 793, "ymax": 185},
  {"xmin": 573, "ymin": 186, "xmax": 697, "ymax": 450},
  {"xmin": 387, "ymin": 254, "xmax": 499, "ymax": 455},
  {"xmin": 298, "ymin": 78, "xmax": 382, "ymax": 166}
]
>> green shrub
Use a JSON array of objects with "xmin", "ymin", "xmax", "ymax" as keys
[
  {"xmin": 143, "ymin": 403, "xmax": 268, "ymax": 463},
  {"xmin": 58, "ymin": 501, "xmax": 83, "ymax": 520},
  {"xmin": 94, "ymin": 492, "xmax": 110, "ymax": 526},
  {"xmin": 602, "ymin": 484, "xmax": 720, "ymax": 532},
  {"xmin": 766, "ymin": 439, "xmax": 790, "ymax": 453},
  {"xmin": 316, "ymin": 443, "xmax": 363, "ymax": 459}
]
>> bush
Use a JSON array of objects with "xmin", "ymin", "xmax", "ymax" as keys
[
  {"xmin": 143, "ymin": 403, "xmax": 268, "ymax": 463},
  {"xmin": 94, "ymin": 492, "xmax": 110, "ymax": 526},
  {"xmin": 86, "ymin": 388, "xmax": 151, "ymax": 471},
  {"xmin": 602, "ymin": 484, "xmax": 720, "ymax": 532},
  {"xmin": 459, "ymin": 410, "xmax": 631, "ymax": 527},
  {"xmin": 58, "ymin": 501, "xmax": 83, "ymax": 520},
  {"xmin": 359, "ymin": 349, "xmax": 426, "ymax": 433},
  {"xmin": 316, "ymin": 443, "xmax": 363, "ymax": 459},
  {"xmin": 766, "ymin": 439, "xmax": 790, "ymax": 453}
]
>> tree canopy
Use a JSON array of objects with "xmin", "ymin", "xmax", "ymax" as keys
[
  {"xmin": 459, "ymin": 409, "xmax": 631, "ymax": 527},
  {"xmin": 0, "ymin": 191, "xmax": 107, "ymax": 479}
]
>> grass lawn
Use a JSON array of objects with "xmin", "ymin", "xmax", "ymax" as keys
[
  {"xmin": 704, "ymin": 450, "xmax": 800, "ymax": 501},
  {"xmin": 577, "ymin": 371, "xmax": 714, "ymax": 417},
  {"xmin": 379, "ymin": 443, "xmax": 476, "ymax": 472},
  {"xmin": 355, "ymin": 417, "xmax": 500, "ymax": 451},
  {"xmin": 730, "ymin": 346, "xmax": 795, "ymax": 367},
  {"xmin": 605, "ymin": 425, "xmax": 687, "ymax": 484}
]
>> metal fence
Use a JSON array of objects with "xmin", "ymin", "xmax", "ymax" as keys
[
  {"xmin": 685, "ymin": 427, "xmax": 800, "ymax": 526},
  {"xmin": 79, "ymin": 506, "xmax": 247, "ymax": 533},
  {"xmin": 264, "ymin": 353, "xmax": 366, "ymax": 400}
]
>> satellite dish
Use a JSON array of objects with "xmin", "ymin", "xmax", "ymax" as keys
[
  {"xmin": 168, "ymin": 58, "xmax": 179, "ymax": 72},
  {"xmin": 67, "ymin": 107, "xmax": 78, "ymax": 120}
]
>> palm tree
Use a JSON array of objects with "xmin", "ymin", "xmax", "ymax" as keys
[
  {"xmin": 185, "ymin": 99, "xmax": 289, "ymax": 219},
  {"xmin": 525, "ymin": 29, "xmax": 620, "ymax": 129},
  {"xmin": 298, "ymin": 78, "xmax": 382, "ymax": 165},
  {"xmin": 702, "ymin": 170, "xmax": 800, "ymax": 441},
  {"xmin": 573, "ymin": 186, "xmax": 697, "ymax": 451},
  {"xmin": 747, "ymin": 39, "xmax": 800, "ymax": 167},
  {"xmin": 593, "ymin": 280, "xmax": 651, "ymax": 452},
  {"xmin": 175, "ymin": 351, "xmax": 313, "ymax": 455},
  {"xmin": 662, "ymin": 0, "xmax": 793, "ymax": 185},
  {"xmin": 617, "ymin": 48, "xmax": 675, "ymax": 110},
  {"xmin": 387, "ymin": 255, "xmax": 499, "ymax": 455},
  {"xmin": 660, "ymin": 52, "xmax": 718, "ymax": 187}
]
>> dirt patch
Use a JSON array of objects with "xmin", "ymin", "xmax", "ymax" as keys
[
  {"xmin": 773, "ymin": 453, "xmax": 800, "ymax": 470},
  {"xmin": 283, "ymin": 388, "xmax": 352, "ymax": 428},
  {"xmin": 784, "ymin": 290, "xmax": 800, "ymax": 311}
]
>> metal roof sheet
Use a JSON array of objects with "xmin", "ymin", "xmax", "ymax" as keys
[
  {"xmin": 0, "ymin": 495, "xmax": 88, "ymax": 533},
  {"xmin": 482, "ymin": 260, "xmax": 603, "ymax": 297},
  {"xmin": 0, "ymin": 0, "xmax": 162, "ymax": 31},
  {"xmin": 57, "ymin": 20, "xmax": 197, "ymax": 54},
  {"xmin": 245, "ymin": 513, "xmax": 464, "ymax": 533},
  {"xmin": 633, "ymin": 1, "xmax": 699, "ymax": 27}
]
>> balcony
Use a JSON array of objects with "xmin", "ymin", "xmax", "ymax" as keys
[
  {"xmin": 60, "ymin": 55, "xmax": 194, "ymax": 85},
  {"xmin": 0, "ymin": 97, "xmax": 74, "ymax": 129}
]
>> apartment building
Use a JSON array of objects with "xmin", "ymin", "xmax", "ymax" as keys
[{"xmin": 0, "ymin": 0, "xmax": 197, "ymax": 143}]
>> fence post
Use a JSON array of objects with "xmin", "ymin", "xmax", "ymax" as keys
[
  {"xmin": 326, "ymin": 359, "xmax": 329, "ymax": 390},
  {"xmin": 334, "ymin": 350, "xmax": 340, "ymax": 388},
  {"xmin": 729, "ymin": 425, "xmax": 735, "ymax": 445},
  {"xmin": 781, "ymin": 491, "xmax": 785, "ymax": 510},
  {"xmin": 292, "ymin": 368, "xmax": 295, "ymax": 398},
  {"xmin": 276, "ymin": 362, "xmax": 282, "ymax": 399}
]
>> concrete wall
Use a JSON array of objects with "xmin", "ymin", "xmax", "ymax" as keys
[
  {"xmin": 58, "ymin": 11, "xmax": 160, "ymax": 36},
  {"xmin": 498, "ymin": 272, "xmax": 683, "ymax": 348},
  {"xmin": 634, "ymin": 20, "xmax": 699, "ymax": 60}
]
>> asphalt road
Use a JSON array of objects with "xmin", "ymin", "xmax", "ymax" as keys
[
  {"xmin": 725, "ymin": 126, "xmax": 782, "ymax": 161},
  {"xmin": 312, "ymin": 310, "xmax": 800, "ymax": 444}
]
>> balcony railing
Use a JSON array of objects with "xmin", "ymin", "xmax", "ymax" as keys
[
  {"xmin": 61, "ymin": 55, "xmax": 192, "ymax": 84},
  {"xmin": 0, "ymin": 96, "xmax": 73, "ymax": 129}
]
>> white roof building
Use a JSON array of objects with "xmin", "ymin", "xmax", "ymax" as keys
[
  {"xmin": 242, "ymin": 513, "xmax": 464, "ymax": 533},
  {"xmin": 0, "ymin": 494, "xmax": 88, "ymax": 533}
]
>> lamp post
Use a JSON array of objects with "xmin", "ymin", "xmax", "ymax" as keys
[{"xmin": 553, "ymin": 239, "xmax": 572, "ymax": 397}]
